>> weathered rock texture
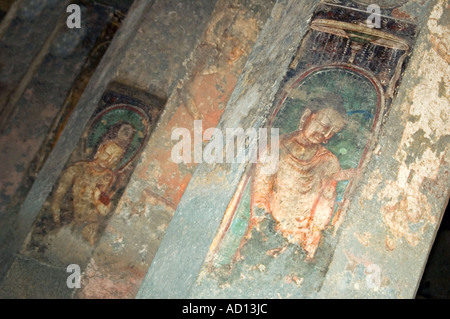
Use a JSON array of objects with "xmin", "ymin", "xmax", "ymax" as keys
[
  {"xmin": 138, "ymin": 0, "xmax": 449, "ymax": 299},
  {"xmin": 0, "ymin": 0, "xmax": 448, "ymax": 299}
]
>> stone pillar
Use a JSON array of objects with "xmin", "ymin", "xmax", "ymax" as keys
[
  {"xmin": 137, "ymin": 0, "xmax": 449, "ymax": 299},
  {"xmin": 0, "ymin": 0, "xmax": 70, "ymax": 215},
  {"xmin": 78, "ymin": 0, "xmax": 274, "ymax": 299},
  {"xmin": 0, "ymin": 0, "xmax": 154, "ymax": 298},
  {"xmin": 137, "ymin": 0, "xmax": 319, "ymax": 299},
  {"xmin": 317, "ymin": 0, "xmax": 449, "ymax": 298}
]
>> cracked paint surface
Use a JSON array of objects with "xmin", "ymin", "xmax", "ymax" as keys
[
  {"xmin": 317, "ymin": 0, "xmax": 449, "ymax": 299},
  {"xmin": 78, "ymin": 0, "xmax": 274, "ymax": 299},
  {"xmin": 379, "ymin": 0, "xmax": 449, "ymax": 250}
]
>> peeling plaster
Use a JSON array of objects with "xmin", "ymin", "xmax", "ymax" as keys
[{"xmin": 378, "ymin": 0, "xmax": 449, "ymax": 250}]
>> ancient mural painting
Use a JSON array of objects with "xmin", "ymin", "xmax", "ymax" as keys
[
  {"xmin": 196, "ymin": 1, "xmax": 417, "ymax": 297},
  {"xmin": 378, "ymin": 0, "xmax": 449, "ymax": 252},
  {"xmin": 22, "ymin": 83, "xmax": 164, "ymax": 267}
]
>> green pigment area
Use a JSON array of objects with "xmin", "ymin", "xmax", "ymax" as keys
[
  {"xmin": 215, "ymin": 68, "xmax": 379, "ymax": 267},
  {"xmin": 87, "ymin": 107, "xmax": 149, "ymax": 169}
]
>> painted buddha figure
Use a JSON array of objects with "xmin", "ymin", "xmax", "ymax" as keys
[
  {"xmin": 252, "ymin": 107, "xmax": 348, "ymax": 261},
  {"xmin": 51, "ymin": 124, "xmax": 134, "ymax": 245}
]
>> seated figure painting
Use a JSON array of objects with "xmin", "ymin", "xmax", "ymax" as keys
[
  {"xmin": 51, "ymin": 124, "xmax": 135, "ymax": 245},
  {"xmin": 24, "ymin": 83, "xmax": 164, "ymax": 266}
]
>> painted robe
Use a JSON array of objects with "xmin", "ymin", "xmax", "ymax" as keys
[{"xmin": 253, "ymin": 133, "xmax": 340, "ymax": 259}]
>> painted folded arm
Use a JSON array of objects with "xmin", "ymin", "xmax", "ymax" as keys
[
  {"xmin": 308, "ymin": 153, "xmax": 342, "ymax": 231},
  {"xmin": 93, "ymin": 173, "xmax": 116, "ymax": 217},
  {"xmin": 252, "ymin": 158, "xmax": 276, "ymax": 214},
  {"xmin": 51, "ymin": 165, "xmax": 78, "ymax": 226},
  {"xmin": 333, "ymin": 167, "xmax": 360, "ymax": 181},
  {"xmin": 93, "ymin": 188, "xmax": 110, "ymax": 216},
  {"xmin": 302, "ymin": 176, "xmax": 339, "ymax": 261},
  {"xmin": 311, "ymin": 179, "xmax": 339, "ymax": 230}
]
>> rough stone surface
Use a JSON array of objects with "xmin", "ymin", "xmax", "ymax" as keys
[
  {"xmin": 0, "ymin": 0, "xmax": 154, "ymax": 292},
  {"xmin": 0, "ymin": 0, "xmax": 447, "ymax": 299},
  {"xmin": 138, "ymin": 0, "xmax": 449, "ymax": 299},
  {"xmin": 0, "ymin": 0, "xmax": 70, "ymax": 214},
  {"xmin": 318, "ymin": 0, "xmax": 449, "ymax": 298},
  {"xmin": 137, "ymin": 0, "xmax": 317, "ymax": 299},
  {"xmin": 0, "ymin": 255, "xmax": 72, "ymax": 299},
  {"xmin": 0, "ymin": 2, "xmax": 112, "ymax": 217},
  {"xmin": 78, "ymin": 0, "xmax": 274, "ymax": 299}
]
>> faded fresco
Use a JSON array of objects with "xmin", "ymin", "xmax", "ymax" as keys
[
  {"xmin": 23, "ymin": 83, "xmax": 164, "ymax": 266},
  {"xmin": 195, "ymin": 2, "xmax": 416, "ymax": 297},
  {"xmin": 201, "ymin": 67, "xmax": 380, "ymax": 296}
]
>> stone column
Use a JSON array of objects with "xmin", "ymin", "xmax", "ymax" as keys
[
  {"xmin": 0, "ymin": 0, "xmax": 155, "ymax": 298},
  {"xmin": 77, "ymin": 0, "xmax": 274, "ymax": 299},
  {"xmin": 137, "ymin": 0, "xmax": 449, "ymax": 299},
  {"xmin": 137, "ymin": 0, "xmax": 318, "ymax": 299},
  {"xmin": 318, "ymin": 0, "xmax": 450, "ymax": 299}
]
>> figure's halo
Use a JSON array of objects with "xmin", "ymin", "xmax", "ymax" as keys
[{"xmin": 85, "ymin": 104, "xmax": 150, "ymax": 171}]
